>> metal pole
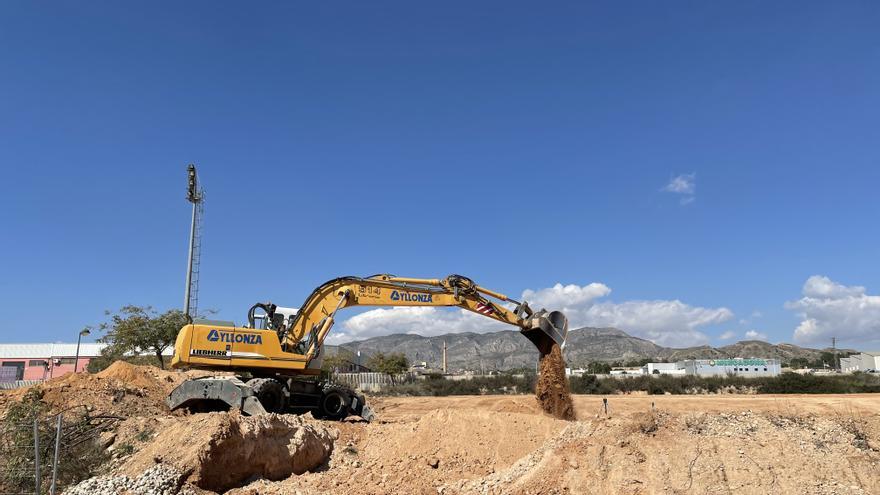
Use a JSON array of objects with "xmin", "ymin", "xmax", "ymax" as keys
[
  {"xmin": 34, "ymin": 418, "xmax": 41, "ymax": 495},
  {"xmin": 183, "ymin": 200, "xmax": 197, "ymax": 317},
  {"xmin": 50, "ymin": 414, "xmax": 62, "ymax": 495},
  {"xmin": 74, "ymin": 333, "xmax": 82, "ymax": 373}
]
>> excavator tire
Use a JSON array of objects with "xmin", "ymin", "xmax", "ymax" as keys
[
  {"xmin": 318, "ymin": 385, "xmax": 352, "ymax": 421},
  {"xmin": 246, "ymin": 378, "xmax": 287, "ymax": 414}
]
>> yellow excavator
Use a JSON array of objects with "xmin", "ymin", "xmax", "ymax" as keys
[{"xmin": 167, "ymin": 274, "xmax": 568, "ymax": 421}]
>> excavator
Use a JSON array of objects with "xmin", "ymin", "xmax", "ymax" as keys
[{"xmin": 167, "ymin": 274, "xmax": 568, "ymax": 421}]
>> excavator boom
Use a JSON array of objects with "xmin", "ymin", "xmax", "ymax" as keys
[{"xmin": 280, "ymin": 274, "xmax": 568, "ymax": 359}]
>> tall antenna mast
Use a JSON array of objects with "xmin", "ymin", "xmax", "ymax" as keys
[{"xmin": 184, "ymin": 164, "xmax": 205, "ymax": 320}]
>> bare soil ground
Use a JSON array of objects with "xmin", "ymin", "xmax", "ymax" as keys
[
  {"xmin": 240, "ymin": 394, "xmax": 880, "ymax": 495},
  {"xmin": 5, "ymin": 365, "xmax": 879, "ymax": 495}
]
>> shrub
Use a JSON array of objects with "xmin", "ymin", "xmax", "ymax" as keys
[
  {"xmin": 0, "ymin": 390, "xmax": 109, "ymax": 494},
  {"xmin": 374, "ymin": 371, "xmax": 880, "ymax": 397}
]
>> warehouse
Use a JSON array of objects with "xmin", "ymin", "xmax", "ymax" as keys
[
  {"xmin": 0, "ymin": 343, "xmax": 105, "ymax": 381},
  {"xmin": 643, "ymin": 362, "xmax": 686, "ymax": 375},
  {"xmin": 642, "ymin": 358, "xmax": 781, "ymax": 377},
  {"xmin": 840, "ymin": 352, "xmax": 880, "ymax": 373},
  {"xmin": 681, "ymin": 358, "xmax": 781, "ymax": 376}
]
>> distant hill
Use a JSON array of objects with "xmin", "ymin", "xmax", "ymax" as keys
[{"xmin": 333, "ymin": 327, "xmax": 852, "ymax": 372}]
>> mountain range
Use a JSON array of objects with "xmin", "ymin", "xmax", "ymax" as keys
[{"xmin": 332, "ymin": 327, "xmax": 849, "ymax": 372}]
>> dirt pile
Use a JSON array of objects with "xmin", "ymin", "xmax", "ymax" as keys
[
  {"xmin": 535, "ymin": 344, "xmax": 576, "ymax": 420},
  {"xmin": 119, "ymin": 412, "xmax": 335, "ymax": 493},
  {"xmin": 227, "ymin": 407, "xmax": 566, "ymax": 495},
  {"xmin": 0, "ymin": 362, "xmax": 210, "ymax": 418}
]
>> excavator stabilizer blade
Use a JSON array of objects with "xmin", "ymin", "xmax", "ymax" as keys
[{"xmin": 521, "ymin": 310, "xmax": 568, "ymax": 355}]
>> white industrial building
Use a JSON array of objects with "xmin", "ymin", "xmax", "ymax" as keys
[
  {"xmin": 840, "ymin": 352, "xmax": 880, "ymax": 373},
  {"xmin": 642, "ymin": 359, "xmax": 781, "ymax": 377},
  {"xmin": 643, "ymin": 362, "xmax": 686, "ymax": 375}
]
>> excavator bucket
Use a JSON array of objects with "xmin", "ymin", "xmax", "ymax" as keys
[{"xmin": 521, "ymin": 310, "xmax": 568, "ymax": 355}]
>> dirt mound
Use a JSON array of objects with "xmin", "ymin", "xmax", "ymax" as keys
[
  {"xmin": 229, "ymin": 407, "xmax": 566, "ymax": 495},
  {"xmin": 97, "ymin": 360, "xmax": 168, "ymax": 389},
  {"xmin": 0, "ymin": 362, "xmax": 211, "ymax": 418},
  {"xmin": 120, "ymin": 412, "xmax": 335, "ymax": 493},
  {"xmin": 535, "ymin": 344, "xmax": 576, "ymax": 420}
]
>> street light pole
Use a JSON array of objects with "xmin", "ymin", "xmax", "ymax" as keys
[{"xmin": 74, "ymin": 328, "xmax": 90, "ymax": 373}]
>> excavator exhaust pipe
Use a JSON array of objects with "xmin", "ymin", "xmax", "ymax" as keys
[{"xmin": 522, "ymin": 310, "xmax": 568, "ymax": 355}]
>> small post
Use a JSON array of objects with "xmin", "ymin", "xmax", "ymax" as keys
[
  {"xmin": 50, "ymin": 414, "xmax": 62, "ymax": 495},
  {"xmin": 34, "ymin": 418, "xmax": 41, "ymax": 495},
  {"xmin": 74, "ymin": 328, "xmax": 90, "ymax": 373},
  {"xmin": 603, "ymin": 397, "xmax": 608, "ymax": 416}
]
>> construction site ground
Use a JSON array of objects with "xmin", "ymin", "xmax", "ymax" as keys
[{"xmin": 3, "ymin": 363, "xmax": 879, "ymax": 495}]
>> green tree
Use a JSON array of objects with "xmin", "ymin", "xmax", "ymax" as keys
[
  {"xmin": 587, "ymin": 361, "xmax": 612, "ymax": 374},
  {"xmin": 98, "ymin": 306, "xmax": 188, "ymax": 369},
  {"xmin": 366, "ymin": 352, "xmax": 410, "ymax": 383}
]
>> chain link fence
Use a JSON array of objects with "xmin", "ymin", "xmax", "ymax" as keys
[{"xmin": 1, "ymin": 392, "xmax": 118, "ymax": 495}]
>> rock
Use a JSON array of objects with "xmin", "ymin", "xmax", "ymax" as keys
[
  {"xmin": 428, "ymin": 457, "xmax": 440, "ymax": 469},
  {"xmin": 99, "ymin": 432, "xmax": 117, "ymax": 449}
]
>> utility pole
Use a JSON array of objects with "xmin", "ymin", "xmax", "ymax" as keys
[
  {"xmin": 474, "ymin": 345, "xmax": 484, "ymax": 376},
  {"xmin": 184, "ymin": 164, "xmax": 205, "ymax": 320},
  {"xmin": 442, "ymin": 340, "xmax": 448, "ymax": 374},
  {"xmin": 832, "ymin": 337, "xmax": 838, "ymax": 372}
]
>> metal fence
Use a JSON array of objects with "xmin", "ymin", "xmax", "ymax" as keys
[
  {"xmin": 0, "ymin": 408, "xmax": 117, "ymax": 495},
  {"xmin": 0, "ymin": 381, "xmax": 44, "ymax": 391},
  {"xmin": 0, "ymin": 416, "xmax": 61, "ymax": 495},
  {"xmin": 333, "ymin": 372, "xmax": 417, "ymax": 392}
]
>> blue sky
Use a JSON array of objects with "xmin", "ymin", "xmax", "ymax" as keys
[{"xmin": 1, "ymin": 2, "xmax": 879, "ymax": 349}]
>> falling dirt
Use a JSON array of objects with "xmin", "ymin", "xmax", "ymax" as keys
[{"xmin": 535, "ymin": 344, "xmax": 576, "ymax": 421}]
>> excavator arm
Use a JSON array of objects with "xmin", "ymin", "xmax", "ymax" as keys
[
  {"xmin": 171, "ymin": 274, "xmax": 567, "ymax": 375},
  {"xmin": 270, "ymin": 274, "xmax": 567, "ymax": 359}
]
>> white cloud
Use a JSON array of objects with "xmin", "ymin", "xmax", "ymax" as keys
[
  {"xmin": 679, "ymin": 196, "xmax": 695, "ymax": 206},
  {"xmin": 522, "ymin": 282, "xmax": 611, "ymax": 311},
  {"xmin": 579, "ymin": 299, "xmax": 732, "ymax": 347},
  {"xmin": 663, "ymin": 174, "xmax": 696, "ymax": 195},
  {"xmin": 719, "ymin": 330, "xmax": 737, "ymax": 341},
  {"xmin": 334, "ymin": 281, "xmax": 733, "ymax": 348},
  {"xmin": 329, "ymin": 306, "xmax": 508, "ymax": 344},
  {"xmin": 744, "ymin": 330, "xmax": 768, "ymax": 340},
  {"xmin": 786, "ymin": 275, "xmax": 880, "ymax": 346},
  {"xmin": 801, "ymin": 275, "xmax": 865, "ymax": 299}
]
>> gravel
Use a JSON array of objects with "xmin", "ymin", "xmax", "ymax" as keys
[{"xmin": 63, "ymin": 464, "xmax": 196, "ymax": 495}]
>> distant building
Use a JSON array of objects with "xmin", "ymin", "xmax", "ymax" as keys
[
  {"xmin": 0, "ymin": 343, "xmax": 106, "ymax": 381},
  {"xmin": 644, "ymin": 362, "xmax": 685, "ymax": 375},
  {"xmin": 840, "ymin": 352, "xmax": 880, "ymax": 373},
  {"xmin": 642, "ymin": 358, "xmax": 781, "ymax": 377},
  {"xmin": 682, "ymin": 358, "xmax": 780, "ymax": 376},
  {"xmin": 609, "ymin": 367, "xmax": 644, "ymax": 376},
  {"xmin": 0, "ymin": 343, "xmax": 175, "ymax": 383}
]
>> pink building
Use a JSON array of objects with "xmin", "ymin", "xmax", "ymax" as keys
[{"xmin": 0, "ymin": 343, "xmax": 106, "ymax": 381}]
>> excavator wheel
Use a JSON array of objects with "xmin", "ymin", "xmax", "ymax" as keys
[
  {"xmin": 318, "ymin": 385, "xmax": 352, "ymax": 420},
  {"xmin": 246, "ymin": 378, "xmax": 287, "ymax": 414}
]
